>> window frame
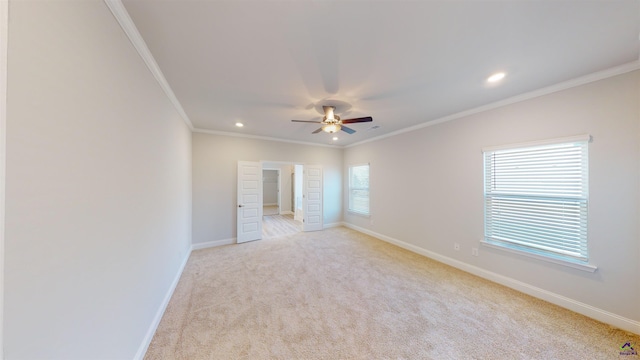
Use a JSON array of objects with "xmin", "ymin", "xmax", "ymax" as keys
[
  {"xmin": 348, "ymin": 163, "xmax": 370, "ymax": 216},
  {"xmin": 481, "ymin": 135, "xmax": 597, "ymax": 272}
]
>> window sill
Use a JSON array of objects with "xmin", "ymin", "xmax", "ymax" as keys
[
  {"xmin": 347, "ymin": 210, "xmax": 370, "ymax": 218},
  {"xmin": 480, "ymin": 239, "xmax": 598, "ymax": 273}
]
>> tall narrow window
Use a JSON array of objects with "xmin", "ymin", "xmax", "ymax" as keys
[
  {"xmin": 349, "ymin": 164, "xmax": 370, "ymax": 215},
  {"xmin": 483, "ymin": 136, "xmax": 590, "ymax": 265}
]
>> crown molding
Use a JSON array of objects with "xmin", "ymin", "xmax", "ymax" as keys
[
  {"xmin": 102, "ymin": 0, "xmax": 639, "ymax": 150},
  {"xmin": 104, "ymin": 0, "xmax": 194, "ymax": 130},
  {"xmin": 192, "ymin": 128, "xmax": 341, "ymax": 149},
  {"xmin": 347, "ymin": 60, "xmax": 640, "ymax": 148}
]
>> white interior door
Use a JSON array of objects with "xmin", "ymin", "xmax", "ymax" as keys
[
  {"xmin": 237, "ymin": 161, "xmax": 262, "ymax": 243},
  {"xmin": 303, "ymin": 165, "xmax": 323, "ymax": 231}
]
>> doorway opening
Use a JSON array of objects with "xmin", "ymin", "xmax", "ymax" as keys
[
  {"xmin": 237, "ymin": 160, "xmax": 324, "ymax": 243},
  {"xmin": 261, "ymin": 162, "xmax": 303, "ymax": 239}
]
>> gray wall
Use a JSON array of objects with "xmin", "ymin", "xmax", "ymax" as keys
[
  {"xmin": 344, "ymin": 71, "xmax": 640, "ymax": 322},
  {"xmin": 295, "ymin": 165, "xmax": 304, "ymax": 213},
  {"xmin": 192, "ymin": 133, "xmax": 342, "ymax": 245},
  {"xmin": 262, "ymin": 163, "xmax": 294, "ymax": 213},
  {"xmin": 262, "ymin": 169, "xmax": 278, "ymax": 205},
  {"xmin": 5, "ymin": 2, "xmax": 192, "ymax": 358},
  {"xmin": 280, "ymin": 165, "xmax": 293, "ymax": 213}
]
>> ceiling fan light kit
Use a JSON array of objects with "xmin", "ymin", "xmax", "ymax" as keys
[
  {"xmin": 291, "ymin": 105, "xmax": 373, "ymax": 136},
  {"xmin": 322, "ymin": 123, "xmax": 341, "ymax": 133}
]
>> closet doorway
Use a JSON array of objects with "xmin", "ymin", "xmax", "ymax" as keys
[{"xmin": 262, "ymin": 162, "xmax": 303, "ymax": 239}]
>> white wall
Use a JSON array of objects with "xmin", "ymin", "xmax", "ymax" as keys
[
  {"xmin": 5, "ymin": 1, "xmax": 192, "ymax": 359},
  {"xmin": 192, "ymin": 133, "xmax": 342, "ymax": 245},
  {"xmin": 344, "ymin": 71, "xmax": 640, "ymax": 325}
]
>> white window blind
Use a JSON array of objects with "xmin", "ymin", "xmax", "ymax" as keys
[
  {"xmin": 483, "ymin": 137, "xmax": 589, "ymax": 262},
  {"xmin": 349, "ymin": 164, "xmax": 370, "ymax": 215}
]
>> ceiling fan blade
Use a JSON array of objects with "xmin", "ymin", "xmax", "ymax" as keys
[
  {"xmin": 341, "ymin": 125, "xmax": 356, "ymax": 134},
  {"xmin": 341, "ymin": 116, "xmax": 373, "ymax": 124},
  {"xmin": 291, "ymin": 120, "xmax": 322, "ymax": 123},
  {"xmin": 312, "ymin": 128, "xmax": 323, "ymax": 134}
]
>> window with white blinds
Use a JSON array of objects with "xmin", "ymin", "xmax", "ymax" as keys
[
  {"xmin": 349, "ymin": 164, "xmax": 370, "ymax": 215},
  {"xmin": 483, "ymin": 136, "xmax": 589, "ymax": 263}
]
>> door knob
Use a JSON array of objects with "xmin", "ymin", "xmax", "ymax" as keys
[{"xmin": 238, "ymin": 204, "xmax": 243, "ymax": 208}]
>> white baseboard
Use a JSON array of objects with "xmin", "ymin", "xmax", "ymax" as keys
[
  {"xmin": 263, "ymin": 203, "xmax": 277, "ymax": 206},
  {"xmin": 343, "ymin": 222, "xmax": 640, "ymax": 335},
  {"xmin": 323, "ymin": 222, "xmax": 342, "ymax": 229},
  {"xmin": 134, "ymin": 249, "xmax": 191, "ymax": 360},
  {"xmin": 135, "ymin": 237, "xmax": 235, "ymax": 359},
  {"xmin": 192, "ymin": 238, "xmax": 236, "ymax": 250},
  {"xmin": 279, "ymin": 210, "xmax": 294, "ymax": 215}
]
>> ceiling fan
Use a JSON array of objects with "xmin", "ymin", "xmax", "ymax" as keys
[{"xmin": 291, "ymin": 106, "xmax": 372, "ymax": 134}]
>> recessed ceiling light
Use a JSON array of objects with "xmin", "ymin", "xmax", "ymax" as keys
[
  {"xmin": 235, "ymin": 122, "xmax": 244, "ymax": 127},
  {"xmin": 332, "ymin": 137, "xmax": 338, "ymax": 141},
  {"xmin": 487, "ymin": 72, "xmax": 506, "ymax": 83}
]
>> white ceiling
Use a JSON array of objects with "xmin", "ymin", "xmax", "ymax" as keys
[{"xmin": 121, "ymin": 0, "xmax": 640, "ymax": 147}]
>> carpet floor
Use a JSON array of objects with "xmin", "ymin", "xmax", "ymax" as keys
[{"xmin": 144, "ymin": 227, "xmax": 639, "ymax": 359}]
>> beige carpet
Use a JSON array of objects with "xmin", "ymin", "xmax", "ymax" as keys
[{"xmin": 145, "ymin": 227, "xmax": 639, "ymax": 359}]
